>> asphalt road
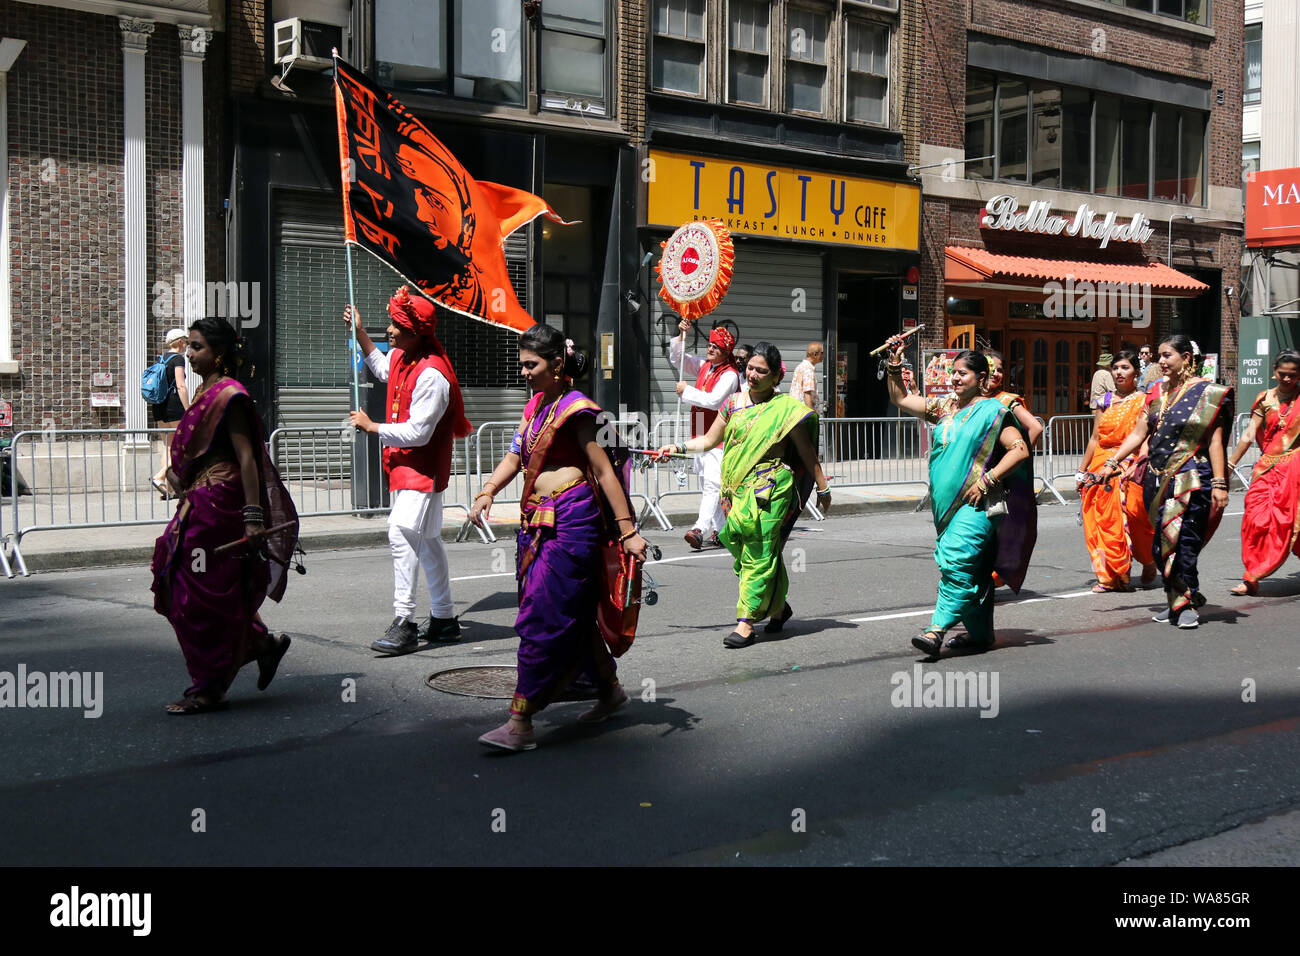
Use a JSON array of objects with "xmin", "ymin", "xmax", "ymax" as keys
[{"xmin": 1, "ymin": 505, "xmax": 1298, "ymax": 866}]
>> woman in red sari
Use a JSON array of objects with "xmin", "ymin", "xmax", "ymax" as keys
[
  {"xmin": 1227, "ymin": 350, "xmax": 1300, "ymax": 595},
  {"xmin": 151, "ymin": 318, "xmax": 298, "ymax": 714},
  {"xmin": 1075, "ymin": 351, "xmax": 1157, "ymax": 592}
]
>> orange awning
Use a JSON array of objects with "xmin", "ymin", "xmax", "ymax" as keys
[{"xmin": 945, "ymin": 247, "xmax": 1209, "ymax": 297}]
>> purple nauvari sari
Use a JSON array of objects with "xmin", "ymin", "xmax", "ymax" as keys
[
  {"xmin": 509, "ymin": 389, "xmax": 617, "ymax": 718},
  {"xmin": 151, "ymin": 379, "xmax": 298, "ymax": 697}
]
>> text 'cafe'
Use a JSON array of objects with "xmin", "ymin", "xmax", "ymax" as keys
[{"xmin": 943, "ymin": 194, "xmax": 1211, "ymax": 416}]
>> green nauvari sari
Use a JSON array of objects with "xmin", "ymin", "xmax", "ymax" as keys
[
  {"xmin": 925, "ymin": 396, "xmax": 1037, "ymax": 643},
  {"xmin": 717, "ymin": 392, "xmax": 818, "ymax": 623}
]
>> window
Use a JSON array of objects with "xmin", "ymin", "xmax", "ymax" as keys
[
  {"xmin": 374, "ymin": 1, "xmax": 609, "ymax": 113},
  {"xmin": 1109, "ymin": 0, "xmax": 1209, "ymax": 23},
  {"xmin": 966, "ymin": 69, "xmax": 1206, "ymax": 205},
  {"xmin": 998, "ymin": 79, "xmax": 1028, "ymax": 182},
  {"xmin": 1242, "ymin": 141, "xmax": 1260, "ymax": 184},
  {"xmin": 845, "ymin": 20, "xmax": 888, "ymax": 125},
  {"xmin": 965, "ymin": 70, "xmax": 995, "ymax": 179},
  {"xmin": 540, "ymin": 0, "xmax": 607, "ymax": 107},
  {"xmin": 785, "ymin": 6, "xmax": 829, "ymax": 115},
  {"xmin": 1245, "ymin": 24, "xmax": 1262, "ymax": 105},
  {"xmin": 653, "ymin": 0, "xmax": 706, "ymax": 96},
  {"xmin": 653, "ymin": 2, "xmax": 895, "ymax": 126},
  {"xmin": 728, "ymin": 1, "xmax": 770, "ymax": 107}
]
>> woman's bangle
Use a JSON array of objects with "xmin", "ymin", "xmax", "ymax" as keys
[
  {"xmin": 1104, "ymin": 457, "xmax": 1120, "ymax": 471},
  {"xmin": 816, "ymin": 486, "xmax": 831, "ymax": 497},
  {"xmin": 242, "ymin": 505, "xmax": 264, "ymax": 520},
  {"xmin": 618, "ymin": 529, "xmax": 639, "ymax": 542},
  {"xmin": 475, "ymin": 489, "xmax": 495, "ymax": 501},
  {"xmin": 1211, "ymin": 477, "xmax": 1229, "ymax": 490}
]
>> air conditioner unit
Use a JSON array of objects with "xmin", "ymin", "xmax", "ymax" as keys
[{"xmin": 274, "ymin": 18, "xmax": 344, "ymax": 70}]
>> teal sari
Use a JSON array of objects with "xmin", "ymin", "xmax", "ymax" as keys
[{"xmin": 925, "ymin": 396, "xmax": 1036, "ymax": 643}]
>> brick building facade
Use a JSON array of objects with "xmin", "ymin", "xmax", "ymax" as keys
[
  {"xmin": 911, "ymin": 0, "xmax": 1244, "ymax": 413},
  {"xmin": 0, "ymin": 0, "xmax": 225, "ymax": 433}
]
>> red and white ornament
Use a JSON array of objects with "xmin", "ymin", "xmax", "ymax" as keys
[{"xmin": 655, "ymin": 219, "xmax": 735, "ymax": 321}]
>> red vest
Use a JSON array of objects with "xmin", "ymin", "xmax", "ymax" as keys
[
  {"xmin": 383, "ymin": 349, "xmax": 462, "ymax": 494},
  {"xmin": 692, "ymin": 361, "xmax": 736, "ymax": 439}
]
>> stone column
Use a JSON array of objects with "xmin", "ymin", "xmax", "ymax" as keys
[{"xmin": 120, "ymin": 17, "xmax": 154, "ymax": 434}]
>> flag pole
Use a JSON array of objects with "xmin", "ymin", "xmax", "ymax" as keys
[
  {"xmin": 345, "ymin": 242, "xmax": 359, "ymax": 410},
  {"xmin": 674, "ymin": 317, "xmax": 687, "ymax": 446}
]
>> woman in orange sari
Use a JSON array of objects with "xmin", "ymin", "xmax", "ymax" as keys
[
  {"xmin": 1076, "ymin": 351, "xmax": 1156, "ymax": 592},
  {"xmin": 1227, "ymin": 350, "xmax": 1300, "ymax": 595}
]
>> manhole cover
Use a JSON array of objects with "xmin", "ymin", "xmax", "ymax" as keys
[{"xmin": 426, "ymin": 665, "xmax": 600, "ymax": 701}]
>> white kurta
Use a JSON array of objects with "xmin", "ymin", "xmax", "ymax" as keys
[
  {"xmin": 669, "ymin": 335, "xmax": 740, "ymax": 535},
  {"xmin": 365, "ymin": 349, "xmax": 455, "ymax": 620}
]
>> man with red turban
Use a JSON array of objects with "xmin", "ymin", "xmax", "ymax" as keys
[
  {"xmin": 345, "ymin": 287, "xmax": 473, "ymax": 654},
  {"xmin": 670, "ymin": 318, "xmax": 741, "ymax": 549}
]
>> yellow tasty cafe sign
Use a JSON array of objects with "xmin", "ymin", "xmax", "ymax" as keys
[{"xmin": 647, "ymin": 148, "xmax": 919, "ymax": 252}]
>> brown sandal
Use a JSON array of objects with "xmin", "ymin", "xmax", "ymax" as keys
[{"xmin": 1229, "ymin": 581, "xmax": 1259, "ymax": 597}]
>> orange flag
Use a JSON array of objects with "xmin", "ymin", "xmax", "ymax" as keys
[{"xmin": 333, "ymin": 55, "xmax": 573, "ymax": 332}]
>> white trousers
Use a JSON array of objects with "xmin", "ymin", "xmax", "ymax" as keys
[
  {"xmin": 693, "ymin": 446, "xmax": 725, "ymax": 536},
  {"xmin": 389, "ymin": 488, "xmax": 453, "ymax": 620}
]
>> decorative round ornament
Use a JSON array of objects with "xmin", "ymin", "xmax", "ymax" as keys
[{"xmin": 655, "ymin": 219, "xmax": 735, "ymax": 321}]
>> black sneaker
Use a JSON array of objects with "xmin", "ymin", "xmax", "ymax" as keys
[
  {"xmin": 419, "ymin": 615, "xmax": 461, "ymax": 643},
  {"xmin": 372, "ymin": 617, "xmax": 419, "ymax": 655}
]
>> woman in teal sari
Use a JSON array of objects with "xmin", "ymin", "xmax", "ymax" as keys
[
  {"xmin": 659, "ymin": 342, "xmax": 831, "ymax": 648},
  {"xmin": 885, "ymin": 342, "xmax": 1035, "ymax": 657}
]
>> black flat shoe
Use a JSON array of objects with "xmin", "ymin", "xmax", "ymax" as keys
[
  {"xmin": 944, "ymin": 632, "xmax": 994, "ymax": 654},
  {"xmin": 256, "ymin": 633, "xmax": 291, "ymax": 691},
  {"xmin": 723, "ymin": 629, "xmax": 755, "ymax": 648},
  {"xmin": 911, "ymin": 632, "xmax": 943, "ymax": 657},
  {"xmin": 764, "ymin": 603, "xmax": 794, "ymax": 634}
]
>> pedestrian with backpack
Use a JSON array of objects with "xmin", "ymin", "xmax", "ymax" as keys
[{"xmin": 146, "ymin": 328, "xmax": 190, "ymax": 498}]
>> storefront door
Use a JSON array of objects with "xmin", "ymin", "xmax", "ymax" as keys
[{"xmin": 1007, "ymin": 331, "xmax": 1095, "ymax": 417}]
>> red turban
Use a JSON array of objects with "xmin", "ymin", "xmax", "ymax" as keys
[
  {"xmin": 709, "ymin": 326, "xmax": 736, "ymax": 353},
  {"xmin": 388, "ymin": 286, "xmax": 438, "ymax": 337}
]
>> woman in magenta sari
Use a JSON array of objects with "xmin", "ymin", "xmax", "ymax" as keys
[
  {"xmin": 1227, "ymin": 350, "xmax": 1300, "ymax": 595},
  {"xmin": 151, "ymin": 318, "xmax": 298, "ymax": 714},
  {"xmin": 470, "ymin": 324, "xmax": 647, "ymax": 752}
]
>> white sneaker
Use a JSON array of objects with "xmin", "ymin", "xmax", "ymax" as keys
[
  {"xmin": 1152, "ymin": 607, "xmax": 1171, "ymax": 623},
  {"xmin": 1176, "ymin": 608, "xmax": 1200, "ymax": 629}
]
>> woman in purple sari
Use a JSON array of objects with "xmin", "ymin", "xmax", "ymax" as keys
[
  {"xmin": 151, "ymin": 318, "xmax": 299, "ymax": 714},
  {"xmin": 469, "ymin": 324, "xmax": 648, "ymax": 752}
]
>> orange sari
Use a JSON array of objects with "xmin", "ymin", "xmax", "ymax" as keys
[
  {"xmin": 1082, "ymin": 389, "xmax": 1155, "ymax": 588},
  {"xmin": 1240, "ymin": 389, "xmax": 1300, "ymax": 584}
]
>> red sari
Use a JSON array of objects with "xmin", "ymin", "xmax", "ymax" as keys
[
  {"xmin": 1240, "ymin": 388, "xmax": 1300, "ymax": 584},
  {"xmin": 1082, "ymin": 390, "xmax": 1156, "ymax": 589}
]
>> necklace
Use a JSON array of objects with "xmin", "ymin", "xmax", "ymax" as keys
[
  {"xmin": 1156, "ymin": 376, "xmax": 1194, "ymax": 431},
  {"xmin": 524, "ymin": 390, "xmax": 565, "ymax": 456}
]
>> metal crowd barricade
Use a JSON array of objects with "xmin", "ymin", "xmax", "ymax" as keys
[
  {"xmin": 1, "ymin": 470, "xmax": 14, "ymax": 578},
  {"xmin": 5, "ymin": 428, "xmax": 182, "ymax": 576},
  {"xmin": 1042, "ymin": 414, "xmax": 1094, "ymax": 506},
  {"xmin": 1230, "ymin": 412, "xmax": 1259, "ymax": 488},
  {"xmin": 818, "ymin": 417, "xmax": 930, "ymax": 512},
  {"xmin": 266, "ymin": 426, "xmax": 481, "ymax": 539}
]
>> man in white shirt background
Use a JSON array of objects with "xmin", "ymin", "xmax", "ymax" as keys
[
  {"xmin": 789, "ymin": 343, "xmax": 824, "ymax": 410},
  {"xmin": 344, "ymin": 287, "xmax": 473, "ymax": 654},
  {"xmin": 669, "ymin": 318, "xmax": 741, "ymax": 550}
]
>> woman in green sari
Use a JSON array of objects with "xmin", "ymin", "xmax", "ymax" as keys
[
  {"xmin": 658, "ymin": 342, "xmax": 831, "ymax": 648},
  {"xmin": 885, "ymin": 341, "xmax": 1035, "ymax": 657}
]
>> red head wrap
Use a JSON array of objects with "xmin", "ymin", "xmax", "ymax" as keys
[
  {"xmin": 388, "ymin": 285, "xmax": 438, "ymax": 337},
  {"xmin": 709, "ymin": 326, "xmax": 736, "ymax": 354}
]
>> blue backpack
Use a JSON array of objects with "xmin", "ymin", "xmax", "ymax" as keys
[{"xmin": 141, "ymin": 353, "xmax": 173, "ymax": 404}]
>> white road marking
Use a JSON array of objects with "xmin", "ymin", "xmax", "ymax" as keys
[
  {"xmin": 449, "ymin": 550, "xmax": 730, "ymax": 583},
  {"xmin": 850, "ymin": 587, "xmax": 1096, "ymax": 623}
]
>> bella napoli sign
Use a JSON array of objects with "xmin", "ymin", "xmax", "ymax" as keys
[{"xmin": 980, "ymin": 195, "xmax": 1155, "ymax": 249}]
